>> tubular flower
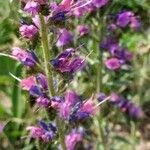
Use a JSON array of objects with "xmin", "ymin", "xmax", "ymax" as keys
[
  {"xmin": 19, "ymin": 24, "xmax": 38, "ymax": 39},
  {"xmin": 36, "ymin": 73, "xmax": 48, "ymax": 90},
  {"xmin": 101, "ymin": 37, "xmax": 133, "ymax": 62},
  {"xmin": 110, "ymin": 93, "xmax": 144, "ymax": 118},
  {"xmin": 24, "ymin": 1, "xmax": 40, "ymax": 16},
  {"xmin": 20, "ymin": 76, "xmax": 36, "ymax": 91},
  {"xmin": 105, "ymin": 58, "xmax": 121, "ymax": 70},
  {"xmin": 117, "ymin": 11, "xmax": 140, "ymax": 29},
  {"xmin": 12, "ymin": 47, "xmax": 38, "ymax": 67},
  {"xmin": 27, "ymin": 120, "xmax": 56, "ymax": 142},
  {"xmin": 77, "ymin": 25, "xmax": 90, "ymax": 36},
  {"xmin": 36, "ymin": 96, "xmax": 51, "ymax": 107},
  {"xmin": 51, "ymin": 48, "xmax": 85, "ymax": 74},
  {"xmin": 56, "ymin": 28, "xmax": 73, "ymax": 47},
  {"xmin": 51, "ymin": 0, "xmax": 96, "ymax": 19},
  {"xmin": 65, "ymin": 129, "xmax": 83, "ymax": 150},
  {"xmin": 58, "ymin": 91, "xmax": 96, "ymax": 123},
  {"xmin": 92, "ymin": 0, "xmax": 109, "ymax": 8},
  {"xmin": 22, "ymin": 0, "xmax": 48, "ymax": 4}
]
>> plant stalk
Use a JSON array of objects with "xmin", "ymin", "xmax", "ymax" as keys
[
  {"xmin": 96, "ymin": 12, "xmax": 107, "ymax": 150},
  {"xmin": 39, "ymin": 14, "xmax": 66, "ymax": 150},
  {"xmin": 39, "ymin": 14, "xmax": 55, "ymax": 97}
]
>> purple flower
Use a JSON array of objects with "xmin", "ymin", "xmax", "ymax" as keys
[
  {"xmin": 97, "ymin": 93, "xmax": 107, "ymax": 102},
  {"xmin": 130, "ymin": 16, "xmax": 140, "ymax": 29},
  {"xmin": 65, "ymin": 130, "xmax": 82, "ymax": 150},
  {"xmin": 110, "ymin": 93, "xmax": 144, "ymax": 118},
  {"xmin": 20, "ymin": 76, "xmax": 36, "ymax": 91},
  {"xmin": 92, "ymin": 0, "xmax": 109, "ymax": 8},
  {"xmin": 58, "ymin": 91, "xmax": 96, "ymax": 122},
  {"xmin": 100, "ymin": 37, "xmax": 133, "ymax": 62},
  {"xmin": 77, "ymin": 25, "xmax": 90, "ymax": 36},
  {"xmin": 12, "ymin": 47, "xmax": 37, "ymax": 66},
  {"xmin": 24, "ymin": 1, "xmax": 40, "ymax": 16},
  {"xmin": 27, "ymin": 121, "xmax": 56, "ymax": 142},
  {"xmin": 29, "ymin": 85, "xmax": 43, "ymax": 97},
  {"xmin": 51, "ymin": 48, "xmax": 85, "ymax": 74},
  {"xmin": 56, "ymin": 28, "xmax": 73, "ymax": 47},
  {"xmin": 108, "ymin": 23, "xmax": 117, "ymax": 31},
  {"xmin": 27, "ymin": 126, "xmax": 44, "ymax": 139},
  {"xmin": 105, "ymin": 58, "xmax": 121, "ymax": 70},
  {"xmin": 117, "ymin": 11, "xmax": 133, "ymax": 27},
  {"xmin": 36, "ymin": 73, "xmax": 48, "ymax": 90},
  {"xmin": 36, "ymin": 97, "xmax": 50, "ymax": 107},
  {"xmin": 117, "ymin": 11, "xmax": 140, "ymax": 29},
  {"xmin": 72, "ymin": 7, "xmax": 86, "ymax": 17},
  {"xmin": 19, "ymin": 24, "xmax": 38, "ymax": 39},
  {"xmin": 23, "ymin": 0, "xmax": 48, "ymax": 5},
  {"xmin": 65, "ymin": 90, "xmax": 80, "ymax": 105}
]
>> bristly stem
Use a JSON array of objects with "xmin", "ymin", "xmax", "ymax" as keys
[
  {"xmin": 96, "ymin": 11, "xmax": 107, "ymax": 150},
  {"xmin": 56, "ymin": 117, "xmax": 67, "ymax": 150},
  {"xmin": 39, "ymin": 14, "xmax": 55, "ymax": 97},
  {"xmin": 39, "ymin": 14, "xmax": 66, "ymax": 150}
]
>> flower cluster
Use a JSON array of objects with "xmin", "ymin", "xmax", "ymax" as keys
[
  {"xmin": 100, "ymin": 10, "xmax": 140, "ymax": 71},
  {"xmin": 5, "ymin": 0, "xmax": 143, "ymax": 149},
  {"xmin": 12, "ymin": 47, "xmax": 38, "ymax": 67},
  {"xmin": 56, "ymin": 91, "xmax": 96, "ymax": 123},
  {"xmin": 116, "ymin": 11, "xmax": 140, "ymax": 29},
  {"xmin": 51, "ymin": 48, "xmax": 85, "ymax": 77},
  {"xmin": 101, "ymin": 37, "xmax": 133, "ymax": 70},
  {"xmin": 98, "ymin": 93, "xmax": 143, "ymax": 119},
  {"xmin": 20, "ymin": 74, "xmax": 51, "ymax": 107},
  {"xmin": 65, "ymin": 129, "xmax": 83, "ymax": 150},
  {"xmin": 27, "ymin": 120, "xmax": 56, "ymax": 142}
]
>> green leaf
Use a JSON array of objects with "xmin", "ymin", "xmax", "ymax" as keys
[{"xmin": 11, "ymin": 64, "xmax": 24, "ymax": 118}]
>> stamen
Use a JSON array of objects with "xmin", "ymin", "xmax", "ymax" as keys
[
  {"xmin": 96, "ymin": 96, "xmax": 110, "ymax": 108},
  {"xmin": 71, "ymin": 0, "xmax": 93, "ymax": 11},
  {"xmin": 81, "ymin": 49, "xmax": 93, "ymax": 63}
]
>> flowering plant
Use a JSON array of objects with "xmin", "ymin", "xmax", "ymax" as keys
[{"xmin": 0, "ymin": 0, "xmax": 148, "ymax": 149}]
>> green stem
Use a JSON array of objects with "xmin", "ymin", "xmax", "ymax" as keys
[
  {"xmin": 131, "ymin": 121, "xmax": 136, "ymax": 150},
  {"xmin": 39, "ymin": 14, "xmax": 55, "ymax": 97},
  {"xmin": 96, "ymin": 13, "xmax": 107, "ymax": 150},
  {"xmin": 39, "ymin": 14, "xmax": 66, "ymax": 150},
  {"xmin": 56, "ymin": 117, "xmax": 67, "ymax": 150}
]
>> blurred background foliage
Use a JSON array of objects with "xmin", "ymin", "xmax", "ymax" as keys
[{"xmin": 0, "ymin": 0, "xmax": 150, "ymax": 149}]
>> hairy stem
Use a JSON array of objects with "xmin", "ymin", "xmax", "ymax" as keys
[
  {"xmin": 56, "ymin": 117, "xmax": 67, "ymax": 150},
  {"xmin": 96, "ymin": 12, "xmax": 107, "ymax": 150},
  {"xmin": 39, "ymin": 14, "xmax": 66, "ymax": 150},
  {"xmin": 39, "ymin": 14, "xmax": 55, "ymax": 97}
]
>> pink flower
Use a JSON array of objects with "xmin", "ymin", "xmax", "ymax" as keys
[
  {"xmin": 19, "ymin": 24, "xmax": 38, "ymax": 39},
  {"xmin": 32, "ymin": 15, "xmax": 49, "ymax": 29},
  {"xmin": 56, "ymin": 28, "xmax": 73, "ymax": 47},
  {"xmin": 12, "ymin": 47, "xmax": 37, "ymax": 66},
  {"xmin": 92, "ymin": 0, "xmax": 109, "ymax": 8},
  {"xmin": 80, "ymin": 99, "xmax": 96, "ymax": 115},
  {"xmin": 12, "ymin": 47, "xmax": 28, "ymax": 61},
  {"xmin": 65, "ymin": 131, "xmax": 82, "ymax": 150},
  {"xmin": 24, "ymin": 1, "xmax": 40, "ymax": 16},
  {"xmin": 77, "ymin": 25, "xmax": 89, "ymax": 36},
  {"xmin": 36, "ymin": 97, "xmax": 50, "ymax": 107},
  {"xmin": 59, "ymin": 103, "xmax": 71, "ymax": 119},
  {"xmin": 105, "ymin": 58, "xmax": 121, "ymax": 70},
  {"xmin": 20, "ymin": 76, "xmax": 36, "ymax": 90},
  {"xmin": 65, "ymin": 90, "xmax": 79, "ymax": 105},
  {"xmin": 22, "ymin": 0, "xmax": 47, "ymax": 4},
  {"xmin": 27, "ymin": 126, "xmax": 44, "ymax": 139}
]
